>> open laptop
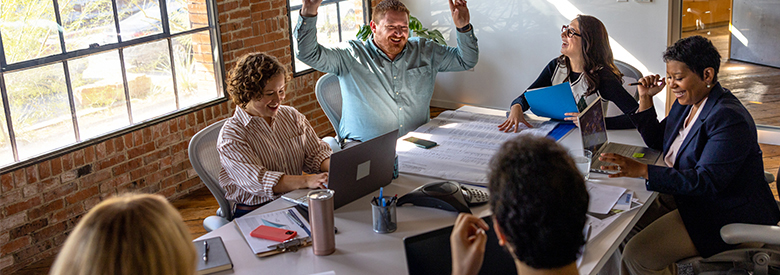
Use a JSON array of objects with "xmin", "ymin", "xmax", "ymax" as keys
[
  {"xmin": 282, "ymin": 129, "xmax": 398, "ymax": 209},
  {"xmin": 578, "ymin": 97, "xmax": 664, "ymax": 173},
  {"xmin": 403, "ymin": 216, "xmax": 517, "ymax": 275}
]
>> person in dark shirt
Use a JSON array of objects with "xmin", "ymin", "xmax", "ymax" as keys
[{"xmin": 499, "ymin": 15, "xmax": 638, "ymax": 132}]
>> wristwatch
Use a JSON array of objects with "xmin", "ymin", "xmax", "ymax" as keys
[{"xmin": 457, "ymin": 23, "xmax": 472, "ymax": 33}]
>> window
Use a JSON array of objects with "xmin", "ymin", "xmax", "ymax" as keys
[
  {"xmin": 0, "ymin": 0, "xmax": 224, "ymax": 168},
  {"xmin": 288, "ymin": 0, "xmax": 369, "ymax": 75}
]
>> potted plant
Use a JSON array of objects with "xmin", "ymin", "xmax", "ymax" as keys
[{"xmin": 356, "ymin": 15, "xmax": 446, "ymax": 45}]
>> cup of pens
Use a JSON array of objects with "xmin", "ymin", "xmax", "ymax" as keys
[{"xmin": 371, "ymin": 188, "xmax": 397, "ymax": 233}]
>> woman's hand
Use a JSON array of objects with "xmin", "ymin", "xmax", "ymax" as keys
[
  {"xmin": 499, "ymin": 104, "xmax": 533, "ymax": 132},
  {"xmin": 636, "ymin": 74, "xmax": 666, "ymax": 98},
  {"xmin": 564, "ymin": 112, "xmax": 580, "ymax": 127},
  {"xmin": 450, "ymin": 213, "xmax": 489, "ymax": 275},
  {"xmin": 305, "ymin": 172, "xmax": 328, "ymax": 189},
  {"xmin": 598, "ymin": 153, "xmax": 649, "ymax": 179}
]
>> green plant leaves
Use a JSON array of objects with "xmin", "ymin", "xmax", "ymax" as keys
[{"xmin": 355, "ymin": 15, "xmax": 447, "ymax": 45}]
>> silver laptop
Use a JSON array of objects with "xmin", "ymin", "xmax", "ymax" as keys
[
  {"xmin": 282, "ymin": 129, "xmax": 398, "ymax": 209},
  {"xmin": 578, "ymin": 97, "xmax": 664, "ymax": 173}
]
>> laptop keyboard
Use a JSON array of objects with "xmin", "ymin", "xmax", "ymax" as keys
[{"xmin": 593, "ymin": 143, "xmax": 658, "ymax": 170}]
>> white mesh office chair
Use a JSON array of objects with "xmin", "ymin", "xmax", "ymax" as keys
[
  {"xmin": 188, "ymin": 119, "xmax": 233, "ymax": 232},
  {"xmin": 606, "ymin": 60, "xmax": 642, "ymax": 117},
  {"xmin": 678, "ymin": 169, "xmax": 780, "ymax": 275},
  {"xmin": 315, "ymin": 73, "xmax": 343, "ymax": 150}
]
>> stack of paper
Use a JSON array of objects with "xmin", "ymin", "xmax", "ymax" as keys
[{"xmin": 585, "ymin": 183, "xmax": 644, "ymax": 240}]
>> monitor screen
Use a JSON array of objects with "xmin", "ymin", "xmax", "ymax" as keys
[{"xmin": 578, "ymin": 98, "xmax": 608, "ymax": 154}]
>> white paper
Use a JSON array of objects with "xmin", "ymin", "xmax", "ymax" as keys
[
  {"xmin": 234, "ymin": 208, "xmax": 311, "ymax": 254},
  {"xmin": 586, "ymin": 213, "xmax": 621, "ymax": 240},
  {"xmin": 585, "ymin": 182, "xmax": 627, "ymax": 215},
  {"xmin": 397, "ymin": 110, "xmax": 558, "ymax": 185}
]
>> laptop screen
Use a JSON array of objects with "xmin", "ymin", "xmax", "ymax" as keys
[
  {"xmin": 403, "ymin": 216, "xmax": 517, "ymax": 275},
  {"xmin": 578, "ymin": 97, "xmax": 608, "ymax": 154}
]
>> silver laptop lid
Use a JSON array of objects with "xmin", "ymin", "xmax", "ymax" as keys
[
  {"xmin": 578, "ymin": 97, "xmax": 607, "ymax": 154},
  {"xmin": 328, "ymin": 129, "xmax": 398, "ymax": 209}
]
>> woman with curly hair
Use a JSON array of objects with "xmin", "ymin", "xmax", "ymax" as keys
[
  {"xmin": 499, "ymin": 15, "xmax": 639, "ymax": 132},
  {"xmin": 218, "ymin": 52, "xmax": 332, "ymax": 217}
]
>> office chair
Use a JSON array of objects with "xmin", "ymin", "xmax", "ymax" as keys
[
  {"xmin": 315, "ymin": 73, "xmax": 342, "ymax": 151},
  {"xmin": 678, "ymin": 168, "xmax": 780, "ymax": 275},
  {"xmin": 606, "ymin": 60, "xmax": 643, "ymax": 117},
  {"xmin": 188, "ymin": 119, "xmax": 233, "ymax": 232}
]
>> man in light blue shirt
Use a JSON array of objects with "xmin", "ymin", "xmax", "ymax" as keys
[{"xmin": 295, "ymin": 0, "xmax": 479, "ymax": 142}]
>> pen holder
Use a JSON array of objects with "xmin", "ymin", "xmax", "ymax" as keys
[{"xmin": 371, "ymin": 197, "xmax": 397, "ymax": 234}]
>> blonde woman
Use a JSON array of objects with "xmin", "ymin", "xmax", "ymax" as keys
[{"xmin": 50, "ymin": 193, "xmax": 196, "ymax": 275}]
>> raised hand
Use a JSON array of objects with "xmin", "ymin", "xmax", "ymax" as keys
[
  {"xmin": 449, "ymin": 0, "xmax": 471, "ymax": 28},
  {"xmin": 637, "ymin": 74, "xmax": 666, "ymax": 98},
  {"xmin": 301, "ymin": 0, "xmax": 323, "ymax": 17}
]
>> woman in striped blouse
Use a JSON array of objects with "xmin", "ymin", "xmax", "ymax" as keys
[{"xmin": 217, "ymin": 52, "xmax": 332, "ymax": 217}]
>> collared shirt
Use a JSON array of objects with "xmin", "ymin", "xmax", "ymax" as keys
[
  {"xmin": 294, "ymin": 15, "xmax": 479, "ymax": 141},
  {"xmin": 664, "ymin": 97, "xmax": 709, "ymax": 167},
  {"xmin": 217, "ymin": 106, "xmax": 332, "ymax": 205}
]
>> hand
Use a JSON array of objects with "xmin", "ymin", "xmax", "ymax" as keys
[
  {"xmin": 598, "ymin": 153, "xmax": 649, "ymax": 179},
  {"xmin": 300, "ymin": 0, "xmax": 323, "ymax": 17},
  {"xmin": 498, "ymin": 104, "xmax": 533, "ymax": 132},
  {"xmin": 304, "ymin": 172, "xmax": 328, "ymax": 189},
  {"xmin": 450, "ymin": 213, "xmax": 489, "ymax": 275},
  {"xmin": 564, "ymin": 112, "xmax": 580, "ymax": 127},
  {"xmin": 449, "ymin": 0, "xmax": 470, "ymax": 28},
  {"xmin": 636, "ymin": 74, "xmax": 666, "ymax": 98}
]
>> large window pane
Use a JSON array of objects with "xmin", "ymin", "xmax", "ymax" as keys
[
  {"xmin": 169, "ymin": 0, "xmax": 194, "ymax": 34},
  {"xmin": 115, "ymin": 0, "xmax": 163, "ymax": 42},
  {"xmin": 5, "ymin": 64, "xmax": 77, "ymax": 160},
  {"xmin": 175, "ymin": 30, "xmax": 219, "ymax": 108},
  {"xmin": 124, "ymin": 40, "xmax": 176, "ymax": 122},
  {"xmin": 339, "ymin": 0, "xmax": 364, "ymax": 43},
  {"xmin": 0, "ymin": 0, "xmax": 62, "ymax": 64},
  {"xmin": 60, "ymin": 0, "xmax": 116, "ymax": 51},
  {"xmin": 69, "ymin": 51, "xmax": 130, "ymax": 140}
]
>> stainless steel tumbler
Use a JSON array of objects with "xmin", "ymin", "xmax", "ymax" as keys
[{"xmin": 308, "ymin": 189, "xmax": 335, "ymax": 255}]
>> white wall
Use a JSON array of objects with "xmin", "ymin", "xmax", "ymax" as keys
[{"xmin": 406, "ymin": 0, "xmax": 670, "ymax": 116}]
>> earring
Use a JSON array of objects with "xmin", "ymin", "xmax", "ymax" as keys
[{"xmin": 706, "ymin": 84, "xmax": 711, "ymax": 88}]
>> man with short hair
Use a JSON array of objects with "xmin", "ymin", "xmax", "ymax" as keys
[
  {"xmin": 295, "ymin": 0, "xmax": 478, "ymax": 142},
  {"xmin": 450, "ymin": 136, "xmax": 590, "ymax": 275}
]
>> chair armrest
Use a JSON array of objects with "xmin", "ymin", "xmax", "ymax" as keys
[{"xmin": 721, "ymin": 223, "xmax": 780, "ymax": 245}]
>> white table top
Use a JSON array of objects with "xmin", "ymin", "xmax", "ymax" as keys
[{"xmin": 196, "ymin": 106, "xmax": 656, "ymax": 275}]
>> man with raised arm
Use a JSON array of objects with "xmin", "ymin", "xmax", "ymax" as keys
[{"xmin": 295, "ymin": 0, "xmax": 479, "ymax": 142}]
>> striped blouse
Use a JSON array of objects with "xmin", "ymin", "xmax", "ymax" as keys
[{"xmin": 217, "ymin": 106, "xmax": 332, "ymax": 205}]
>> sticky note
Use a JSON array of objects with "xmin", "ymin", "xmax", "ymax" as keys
[{"xmin": 633, "ymin": 152, "xmax": 645, "ymax": 158}]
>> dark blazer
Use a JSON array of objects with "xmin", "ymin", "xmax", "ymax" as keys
[{"xmin": 628, "ymin": 83, "xmax": 780, "ymax": 258}]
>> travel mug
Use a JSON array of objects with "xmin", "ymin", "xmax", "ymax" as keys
[{"xmin": 308, "ymin": 189, "xmax": 335, "ymax": 255}]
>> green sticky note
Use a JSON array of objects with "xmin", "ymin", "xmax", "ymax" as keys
[{"xmin": 633, "ymin": 152, "xmax": 645, "ymax": 158}]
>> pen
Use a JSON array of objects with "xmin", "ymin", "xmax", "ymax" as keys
[
  {"xmin": 628, "ymin": 80, "xmax": 665, "ymax": 86},
  {"xmin": 202, "ymin": 241, "xmax": 209, "ymax": 262},
  {"xmin": 379, "ymin": 187, "xmax": 384, "ymax": 200},
  {"xmin": 287, "ymin": 209, "xmax": 311, "ymax": 236}
]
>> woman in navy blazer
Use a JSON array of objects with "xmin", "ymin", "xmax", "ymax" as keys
[{"xmin": 599, "ymin": 36, "xmax": 780, "ymax": 275}]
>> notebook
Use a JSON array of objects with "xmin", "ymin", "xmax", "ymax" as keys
[
  {"xmin": 282, "ymin": 129, "xmax": 398, "ymax": 209},
  {"xmin": 194, "ymin": 237, "xmax": 233, "ymax": 275},
  {"xmin": 577, "ymin": 97, "xmax": 665, "ymax": 174},
  {"xmin": 403, "ymin": 216, "xmax": 517, "ymax": 275},
  {"xmin": 233, "ymin": 207, "xmax": 312, "ymax": 257}
]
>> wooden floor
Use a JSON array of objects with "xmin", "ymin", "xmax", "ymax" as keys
[{"xmin": 17, "ymin": 27, "xmax": 780, "ymax": 273}]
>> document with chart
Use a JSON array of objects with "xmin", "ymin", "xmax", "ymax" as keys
[{"xmin": 397, "ymin": 110, "xmax": 558, "ymax": 185}]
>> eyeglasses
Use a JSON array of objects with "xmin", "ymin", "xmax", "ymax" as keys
[{"xmin": 561, "ymin": 25, "xmax": 581, "ymax": 38}]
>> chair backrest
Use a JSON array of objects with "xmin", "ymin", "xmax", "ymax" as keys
[
  {"xmin": 614, "ymin": 60, "xmax": 643, "ymax": 81},
  {"xmin": 605, "ymin": 60, "xmax": 643, "ymax": 117},
  {"xmin": 188, "ymin": 119, "xmax": 233, "ymax": 221},
  {"xmin": 315, "ymin": 73, "xmax": 342, "ymax": 138}
]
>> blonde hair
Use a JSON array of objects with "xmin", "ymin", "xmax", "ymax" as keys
[{"xmin": 50, "ymin": 193, "xmax": 196, "ymax": 275}]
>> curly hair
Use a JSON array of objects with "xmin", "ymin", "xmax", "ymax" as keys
[
  {"xmin": 372, "ymin": 0, "xmax": 409, "ymax": 22},
  {"xmin": 488, "ymin": 136, "xmax": 589, "ymax": 269},
  {"xmin": 559, "ymin": 15, "xmax": 623, "ymax": 96},
  {"xmin": 227, "ymin": 52, "xmax": 289, "ymax": 108},
  {"xmin": 663, "ymin": 35, "xmax": 721, "ymax": 83}
]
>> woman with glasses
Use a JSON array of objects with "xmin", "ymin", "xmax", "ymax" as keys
[
  {"xmin": 499, "ymin": 15, "xmax": 638, "ymax": 132},
  {"xmin": 599, "ymin": 36, "xmax": 780, "ymax": 275}
]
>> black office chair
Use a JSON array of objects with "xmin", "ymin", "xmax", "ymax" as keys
[{"xmin": 678, "ymin": 168, "xmax": 780, "ymax": 275}]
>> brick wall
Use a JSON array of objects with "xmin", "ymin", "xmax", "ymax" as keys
[{"xmin": 0, "ymin": 0, "xmax": 341, "ymax": 273}]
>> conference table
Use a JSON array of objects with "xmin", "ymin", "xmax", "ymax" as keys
[{"xmin": 195, "ymin": 106, "xmax": 657, "ymax": 275}]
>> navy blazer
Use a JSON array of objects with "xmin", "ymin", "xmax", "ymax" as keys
[{"xmin": 628, "ymin": 83, "xmax": 780, "ymax": 257}]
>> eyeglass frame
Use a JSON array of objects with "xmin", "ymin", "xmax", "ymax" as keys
[{"xmin": 561, "ymin": 25, "xmax": 581, "ymax": 38}]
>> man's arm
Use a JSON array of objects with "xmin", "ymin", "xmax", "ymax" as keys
[
  {"xmin": 294, "ymin": 0, "xmax": 351, "ymax": 75},
  {"xmin": 434, "ymin": 0, "xmax": 479, "ymax": 71}
]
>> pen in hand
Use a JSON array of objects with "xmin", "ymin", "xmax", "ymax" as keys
[{"xmin": 202, "ymin": 241, "xmax": 209, "ymax": 262}]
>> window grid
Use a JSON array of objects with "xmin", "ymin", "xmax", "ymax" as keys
[{"xmin": 0, "ymin": 0, "xmax": 224, "ymax": 167}]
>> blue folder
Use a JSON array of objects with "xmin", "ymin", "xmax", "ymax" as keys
[{"xmin": 523, "ymin": 82, "xmax": 578, "ymax": 120}]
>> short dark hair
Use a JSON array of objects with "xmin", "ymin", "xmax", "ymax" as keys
[
  {"xmin": 372, "ymin": 0, "xmax": 409, "ymax": 22},
  {"xmin": 227, "ymin": 52, "xmax": 288, "ymax": 108},
  {"xmin": 663, "ymin": 35, "xmax": 721, "ymax": 82},
  {"xmin": 488, "ymin": 136, "xmax": 589, "ymax": 269}
]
